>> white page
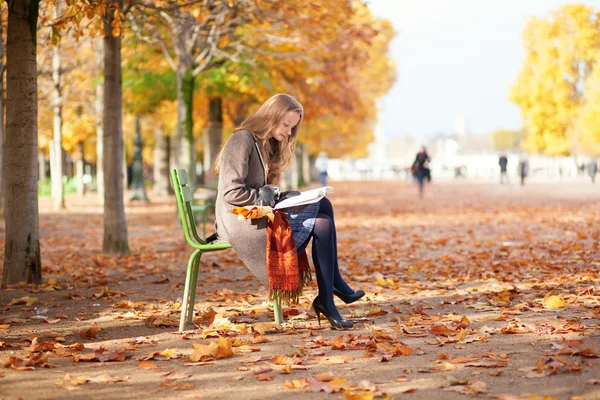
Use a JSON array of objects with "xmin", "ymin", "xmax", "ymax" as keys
[{"xmin": 273, "ymin": 186, "xmax": 333, "ymax": 210}]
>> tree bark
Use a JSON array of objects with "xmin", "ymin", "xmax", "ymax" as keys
[
  {"xmin": 290, "ymin": 146, "xmax": 299, "ymax": 190},
  {"xmin": 50, "ymin": 3, "xmax": 64, "ymax": 210},
  {"xmin": 174, "ymin": 69, "xmax": 195, "ymax": 185},
  {"xmin": 2, "ymin": 0, "xmax": 42, "ymax": 285},
  {"xmin": 301, "ymin": 143, "xmax": 311, "ymax": 185},
  {"xmin": 0, "ymin": 10, "xmax": 5, "ymax": 218},
  {"xmin": 204, "ymin": 97, "xmax": 223, "ymax": 186},
  {"xmin": 76, "ymin": 141, "xmax": 85, "ymax": 196},
  {"xmin": 153, "ymin": 125, "xmax": 172, "ymax": 197},
  {"xmin": 102, "ymin": 0, "xmax": 129, "ymax": 254},
  {"xmin": 95, "ymin": 75, "xmax": 104, "ymax": 205}
]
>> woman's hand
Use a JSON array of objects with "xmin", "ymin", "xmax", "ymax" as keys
[
  {"xmin": 276, "ymin": 190, "xmax": 301, "ymax": 203},
  {"xmin": 257, "ymin": 185, "xmax": 280, "ymax": 207}
]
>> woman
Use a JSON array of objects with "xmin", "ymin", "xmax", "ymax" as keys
[
  {"xmin": 214, "ymin": 94, "xmax": 364, "ymax": 329},
  {"xmin": 412, "ymin": 145, "xmax": 431, "ymax": 198}
]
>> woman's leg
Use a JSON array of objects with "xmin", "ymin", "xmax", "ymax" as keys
[
  {"xmin": 317, "ymin": 198, "xmax": 354, "ymax": 295},
  {"xmin": 312, "ymin": 213, "xmax": 343, "ymax": 319}
]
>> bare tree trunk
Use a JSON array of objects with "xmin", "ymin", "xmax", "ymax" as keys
[
  {"xmin": 174, "ymin": 69, "xmax": 195, "ymax": 185},
  {"xmin": 102, "ymin": 0, "xmax": 128, "ymax": 254},
  {"xmin": 50, "ymin": 3, "xmax": 64, "ymax": 210},
  {"xmin": 290, "ymin": 146, "xmax": 299, "ymax": 190},
  {"xmin": 123, "ymin": 146, "xmax": 128, "ymax": 190},
  {"xmin": 95, "ymin": 76, "xmax": 104, "ymax": 205},
  {"xmin": 3, "ymin": 0, "xmax": 42, "ymax": 285},
  {"xmin": 0, "ymin": 10, "xmax": 5, "ymax": 218},
  {"xmin": 204, "ymin": 97, "xmax": 222, "ymax": 186},
  {"xmin": 301, "ymin": 143, "xmax": 311, "ymax": 185},
  {"xmin": 76, "ymin": 141, "xmax": 85, "ymax": 196},
  {"xmin": 153, "ymin": 126, "xmax": 172, "ymax": 197}
]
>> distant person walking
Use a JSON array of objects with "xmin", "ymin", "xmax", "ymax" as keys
[
  {"xmin": 588, "ymin": 159, "xmax": 598, "ymax": 183},
  {"xmin": 412, "ymin": 146, "xmax": 431, "ymax": 198},
  {"xmin": 517, "ymin": 154, "xmax": 529, "ymax": 186},
  {"xmin": 499, "ymin": 152, "xmax": 508, "ymax": 184},
  {"xmin": 315, "ymin": 151, "xmax": 329, "ymax": 186}
]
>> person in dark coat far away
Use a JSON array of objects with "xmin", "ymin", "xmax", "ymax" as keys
[
  {"xmin": 499, "ymin": 152, "xmax": 508, "ymax": 184},
  {"xmin": 412, "ymin": 146, "xmax": 431, "ymax": 198},
  {"xmin": 517, "ymin": 154, "xmax": 529, "ymax": 186}
]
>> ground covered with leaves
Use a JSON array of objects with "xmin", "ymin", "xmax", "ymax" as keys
[{"xmin": 1, "ymin": 179, "xmax": 600, "ymax": 400}]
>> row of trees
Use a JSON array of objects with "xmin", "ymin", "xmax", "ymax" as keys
[
  {"xmin": 510, "ymin": 3, "xmax": 600, "ymax": 156},
  {"xmin": 1, "ymin": 0, "xmax": 395, "ymax": 285}
]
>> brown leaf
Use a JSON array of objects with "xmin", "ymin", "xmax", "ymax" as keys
[
  {"xmin": 145, "ymin": 315, "xmax": 178, "ymax": 328},
  {"xmin": 252, "ymin": 322, "xmax": 282, "ymax": 335},
  {"xmin": 79, "ymin": 323, "xmax": 102, "ymax": 340},
  {"xmin": 430, "ymin": 325, "xmax": 460, "ymax": 336}
]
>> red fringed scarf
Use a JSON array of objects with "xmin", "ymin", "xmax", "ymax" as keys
[{"xmin": 266, "ymin": 210, "xmax": 311, "ymax": 304}]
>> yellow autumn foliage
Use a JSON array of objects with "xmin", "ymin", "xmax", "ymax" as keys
[{"xmin": 510, "ymin": 4, "xmax": 600, "ymax": 155}]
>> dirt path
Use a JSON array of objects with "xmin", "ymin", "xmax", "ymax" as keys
[{"xmin": 1, "ymin": 179, "xmax": 600, "ymax": 400}]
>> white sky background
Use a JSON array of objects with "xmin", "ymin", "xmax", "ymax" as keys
[{"xmin": 366, "ymin": 0, "xmax": 600, "ymax": 141}]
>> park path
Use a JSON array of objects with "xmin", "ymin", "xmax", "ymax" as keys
[{"xmin": 1, "ymin": 179, "xmax": 600, "ymax": 400}]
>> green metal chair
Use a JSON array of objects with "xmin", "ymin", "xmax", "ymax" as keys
[{"xmin": 170, "ymin": 168, "xmax": 283, "ymax": 332}]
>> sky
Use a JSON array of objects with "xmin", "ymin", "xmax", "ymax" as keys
[{"xmin": 366, "ymin": 0, "xmax": 600, "ymax": 141}]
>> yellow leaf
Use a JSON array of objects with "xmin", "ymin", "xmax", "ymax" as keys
[
  {"xmin": 189, "ymin": 337, "xmax": 233, "ymax": 362},
  {"xmin": 159, "ymin": 348, "xmax": 178, "ymax": 359},
  {"xmin": 543, "ymin": 295, "xmax": 566, "ymax": 309},
  {"xmin": 8, "ymin": 296, "xmax": 38, "ymax": 306}
]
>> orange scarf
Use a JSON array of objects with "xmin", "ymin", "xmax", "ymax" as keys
[{"xmin": 266, "ymin": 210, "xmax": 311, "ymax": 304}]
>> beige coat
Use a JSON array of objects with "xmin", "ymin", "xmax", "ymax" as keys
[{"xmin": 215, "ymin": 130, "xmax": 269, "ymax": 286}]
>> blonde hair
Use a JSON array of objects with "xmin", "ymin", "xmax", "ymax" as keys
[{"xmin": 214, "ymin": 93, "xmax": 304, "ymax": 183}]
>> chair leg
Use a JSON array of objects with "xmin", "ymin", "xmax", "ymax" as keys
[
  {"xmin": 187, "ymin": 251, "xmax": 202, "ymax": 324},
  {"xmin": 179, "ymin": 249, "xmax": 201, "ymax": 332},
  {"xmin": 273, "ymin": 295, "xmax": 283, "ymax": 325}
]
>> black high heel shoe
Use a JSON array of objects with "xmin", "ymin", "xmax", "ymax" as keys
[
  {"xmin": 333, "ymin": 288, "xmax": 365, "ymax": 304},
  {"xmin": 312, "ymin": 296, "xmax": 353, "ymax": 330}
]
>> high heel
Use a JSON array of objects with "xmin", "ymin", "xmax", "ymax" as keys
[
  {"xmin": 312, "ymin": 297, "xmax": 353, "ymax": 330},
  {"xmin": 333, "ymin": 288, "xmax": 365, "ymax": 304}
]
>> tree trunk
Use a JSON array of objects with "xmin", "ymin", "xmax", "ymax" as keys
[
  {"xmin": 0, "ymin": 11, "xmax": 5, "ymax": 218},
  {"xmin": 95, "ymin": 77, "xmax": 104, "ymax": 205},
  {"xmin": 290, "ymin": 146, "xmax": 299, "ymax": 190},
  {"xmin": 76, "ymin": 141, "xmax": 85, "ymax": 196},
  {"xmin": 204, "ymin": 97, "xmax": 223, "ymax": 187},
  {"xmin": 301, "ymin": 143, "xmax": 311, "ymax": 185},
  {"xmin": 102, "ymin": 0, "xmax": 128, "ymax": 254},
  {"xmin": 2, "ymin": 0, "xmax": 42, "ymax": 286},
  {"xmin": 174, "ymin": 69, "xmax": 195, "ymax": 185},
  {"xmin": 50, "ymin": 3, "xmax": 64, "ymax": 210},
  {"xmin": 153, "ymin": 125, "xmax": 172, "ymax": 197}
]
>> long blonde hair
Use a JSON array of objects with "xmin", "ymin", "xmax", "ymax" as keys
[{"xmin": 214, "ymin": 93, "xmax": 304, "ymax": 183}]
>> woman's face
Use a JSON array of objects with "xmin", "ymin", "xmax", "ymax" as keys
[{"xmin": 270, "ymin": 111, "xmax": 301, "ymax": 142}]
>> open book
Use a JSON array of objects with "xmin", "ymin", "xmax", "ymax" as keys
[{"xmin": 274, "ymin": 186, "xmax": 333, "ymax": 210}]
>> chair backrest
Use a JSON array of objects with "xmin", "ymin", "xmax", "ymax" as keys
[{"xmin": 170, "ymin": 168, "xmax": 206, "ymax": 245}]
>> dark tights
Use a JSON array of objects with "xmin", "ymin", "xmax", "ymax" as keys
[{"xmin": 298, "ymin": 198, "xmax": 354, "ymax": 319}]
